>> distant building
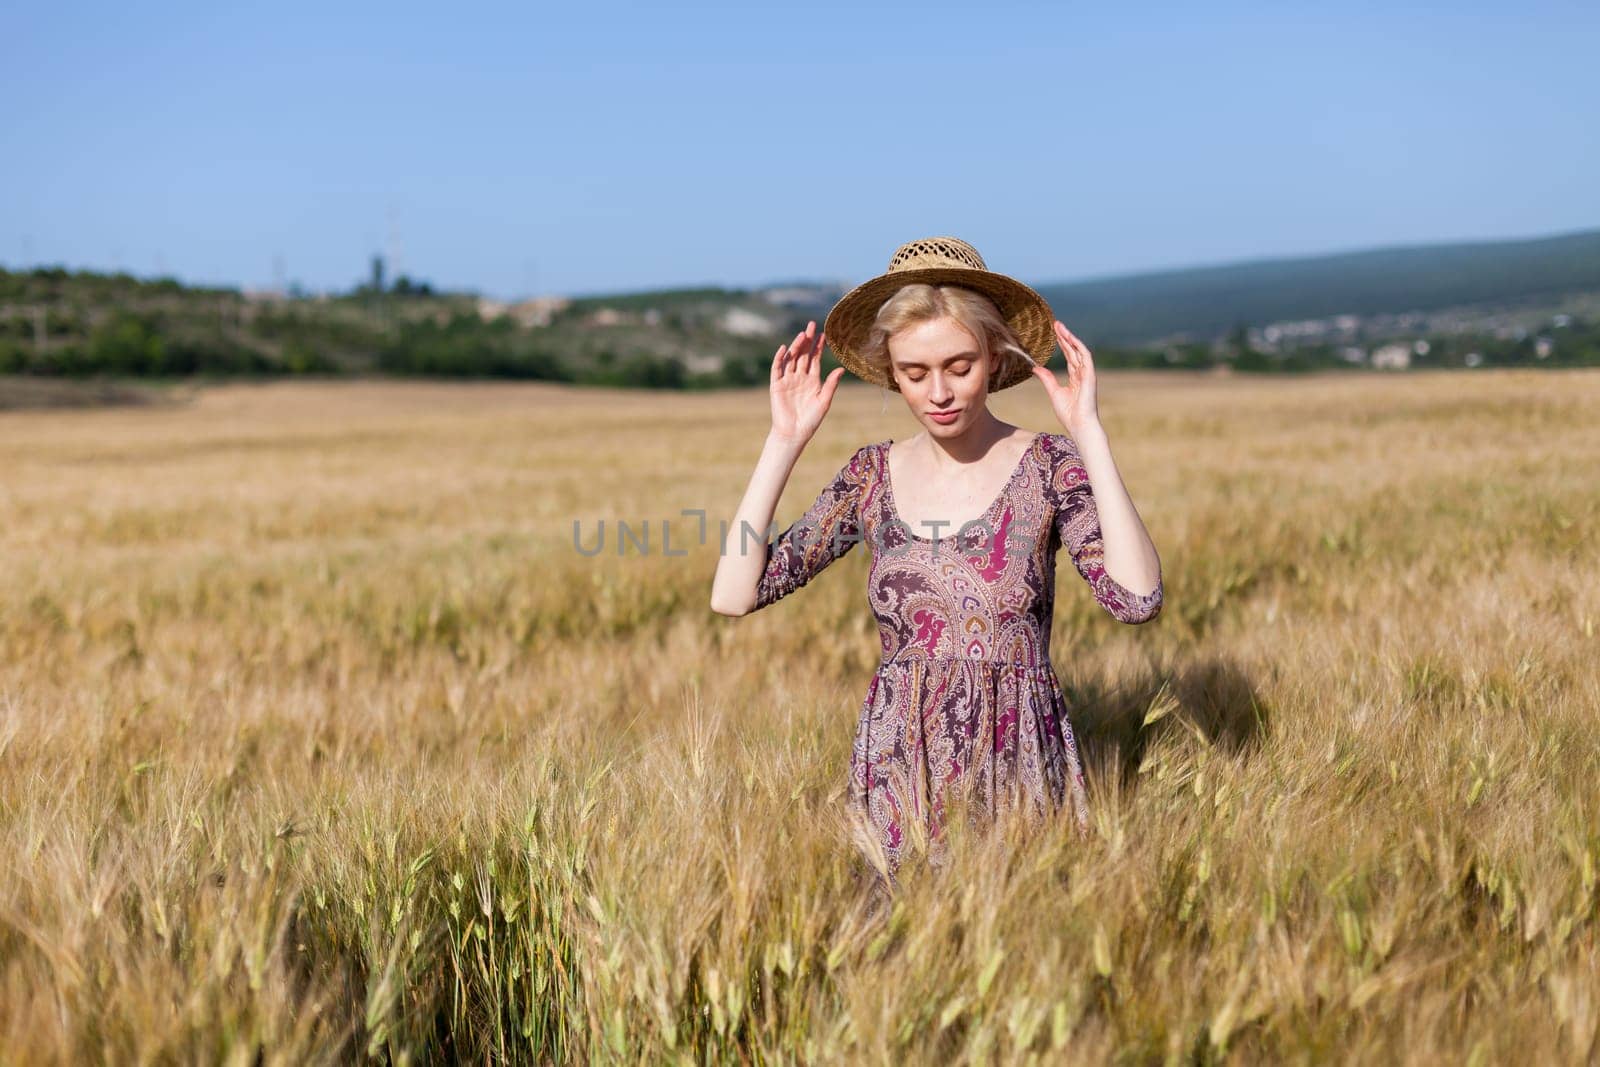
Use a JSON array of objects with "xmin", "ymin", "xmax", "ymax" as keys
[
  {"xmin": 1371, "ymin": 343, "xmax": 1411, "ymax": 369},
  {"xmin": 720, "ymin": 307, "xmax": 776, "ymax": 337},
  {"xmin": 1260, "ymin": 318, "xmax": 1334, "ymax": 341},
  {"xmin": 510, "ymin": 296, "xmax": 570, "ymax": 327},
  {"xmin": 1535, "ymin": 336, "xmax": 1554, "ymax": 359},
  {"xmin": 476, "ymin": 295, "xmax": 572, "ymax": 327},
  {"xmin": 685, "ymin": 353, "xmax": 725, "ymax": 374}
]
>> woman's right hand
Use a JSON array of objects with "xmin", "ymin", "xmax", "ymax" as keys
[{"xmin": 769, "ymin": 319, "xmax": 845, "ymax": 445}]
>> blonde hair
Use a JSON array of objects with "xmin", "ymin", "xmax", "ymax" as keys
[{"xmin": 859, "ymin": 284, "xmax": 1037, "ymax": 393}]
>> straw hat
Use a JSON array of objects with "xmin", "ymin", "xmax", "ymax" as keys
[{"xmin": 823, "ymin": 236, "xmax": 1057, "ymax": 392}]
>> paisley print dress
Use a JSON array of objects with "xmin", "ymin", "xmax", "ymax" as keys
[{"xmin": 750, "ymin": 431, "xmax": 1163, "ymax": 876}]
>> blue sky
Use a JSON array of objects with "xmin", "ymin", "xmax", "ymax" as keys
[{"xmin": 3, "ymin": 1, "xmax": 1596, "ymax": 298}]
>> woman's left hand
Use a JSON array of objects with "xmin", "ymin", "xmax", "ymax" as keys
[{"xmin": 1030, "ymin": 320, "xmax": 1100, "ymax": 436}]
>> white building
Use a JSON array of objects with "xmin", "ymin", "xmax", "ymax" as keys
[
  {"xmin": 1371, "ymin": 343, "xmax": 1411, "ymax": 370},
  {"xmin": 510, "ymin": 296, "xmax": 571, "ymax": 327},
  {"xmin": 720, "ymin": 307, "xmax": 776, "ymax": 337}
]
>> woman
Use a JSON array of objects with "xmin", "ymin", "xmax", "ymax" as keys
[{"xmin": 709, "ymin": 236, "xmax": 1163, "ymax": 885}]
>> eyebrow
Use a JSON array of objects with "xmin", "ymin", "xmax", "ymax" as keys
[{"xmin": 892, "ymin": 350, "xmax": 979, "ymax": 370}]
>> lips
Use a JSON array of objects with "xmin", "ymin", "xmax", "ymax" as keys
[{"xmin": 929, "ymin": 409, "xmax": 961, "ymax": 422}]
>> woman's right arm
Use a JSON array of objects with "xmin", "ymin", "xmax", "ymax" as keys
[
  {"xmin": 709, "ymin": 320, "xmax": 846, "ymax": 616},
  {"xmin": 710, "ymin": 430, "xmax": 810, "ymax": 616}
]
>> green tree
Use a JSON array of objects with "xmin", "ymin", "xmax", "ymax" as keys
[{"xmin": 88, "ymin": 313, "xmax": 166, "ymax": 374}]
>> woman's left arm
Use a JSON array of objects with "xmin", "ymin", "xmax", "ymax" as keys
[
  {"xmin": 1061, "ymin": 419, "xmax": 1162, "ymax": 597},
  {"xmin": 1031, "ymin": 321, "xmax": 1162, "ymax": 598}
]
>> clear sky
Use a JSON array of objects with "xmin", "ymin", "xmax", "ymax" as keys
[{"xmin": 3, "ymin": 1, "xmax": 1596, "ymax": 299}]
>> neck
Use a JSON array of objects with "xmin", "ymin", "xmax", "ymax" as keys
[{"xmin": 920, "ymin": 412, "xmax": 1015, "ymax": 468}]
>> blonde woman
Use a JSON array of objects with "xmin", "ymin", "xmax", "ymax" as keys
[{"xmin": 710, "ymin": 237, "xmax": 1163, "ymax": 885}]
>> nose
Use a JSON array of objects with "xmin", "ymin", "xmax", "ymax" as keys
[{"xmin": 929, "ymin": 372, "xmax": 954, "ymax": 403}]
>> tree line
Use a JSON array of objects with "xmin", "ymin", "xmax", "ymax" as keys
[{"xmin": 3, "ymin": 266, "xmax": 1598, "ymax": 388}]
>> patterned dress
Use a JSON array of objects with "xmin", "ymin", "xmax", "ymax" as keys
[{"xmin": 750, "ymin": 431, "xmax": 1163, "ymax": 877}]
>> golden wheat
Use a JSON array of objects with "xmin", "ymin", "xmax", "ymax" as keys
[{"xmin": 1, "ymin": 371, "xmax": 1597, "ymax": 1064}]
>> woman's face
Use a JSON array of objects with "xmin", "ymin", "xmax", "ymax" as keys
[{"xmin": 886, "ymin": 316, "xmax": 995, "ymax": 437}]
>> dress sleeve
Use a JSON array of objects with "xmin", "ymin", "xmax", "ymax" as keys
[
  {"xmin": 748, "ymin": 445, "xmax": 870, "ymax": 611},
  {"xmin": 1047, "ymin": 433, "xmax": 1164, "ymax": 624}
]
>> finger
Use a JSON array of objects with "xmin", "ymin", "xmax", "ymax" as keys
[
  {"xmin": 771, "ymin": 343, "xmax": 788, "ymax": 384},
  {"xmin": 1068, "ymin": 329, "xmax": 1092, "ymax": 361},
  {"xmin": 821, "ymin": 365, "xmax": 844, "ymax": 403},
  {"xmin": 1055, "ymin": 323, "xmax": 1077, "ymax": 359},
  {"xmin": 811, "ymin": 330, "xmax": 826, "ymax": 378}
]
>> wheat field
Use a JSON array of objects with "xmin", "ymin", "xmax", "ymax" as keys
[{"xmin": 1, "ymin": 371, "xmax": 1598, "ymax": 1064}]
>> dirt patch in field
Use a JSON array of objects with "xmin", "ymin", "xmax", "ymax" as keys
[{"xmin": 0, "ymin": 376, "xmax": 192, "ymax": 411}]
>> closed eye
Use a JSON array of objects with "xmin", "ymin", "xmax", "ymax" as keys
[{"xmin": 904, "ymin": 362, "xmax": 972, "ymax": 382}]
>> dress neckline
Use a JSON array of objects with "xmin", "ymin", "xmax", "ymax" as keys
[{"xmin": 880, "ymin": 433, "xmax": 1039, "ymax": 543}]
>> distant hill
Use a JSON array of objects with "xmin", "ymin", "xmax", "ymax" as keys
[
  {"xmin": 1030, "ymin": 228, "xmax": 1600, "ymax": 345},
  {"xmin": 4, "ymin": 226, "xmax": 1599, "ymax": 388}
]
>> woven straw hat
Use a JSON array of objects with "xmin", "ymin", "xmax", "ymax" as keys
[{"xmin": 823, "ymin": 236, "xmax": 1057, "ymax": 392}]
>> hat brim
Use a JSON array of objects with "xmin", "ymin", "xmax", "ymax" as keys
[{"xmin": 823, "ymin": 267, "xmax": 1057, "ymax": 392}]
